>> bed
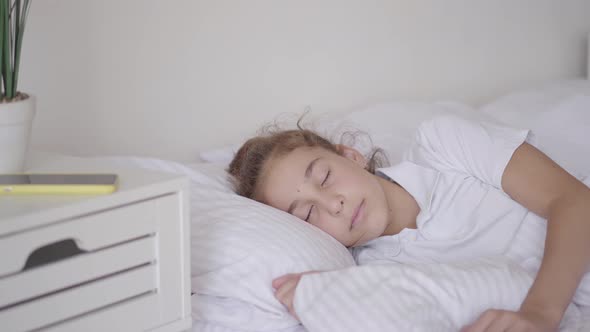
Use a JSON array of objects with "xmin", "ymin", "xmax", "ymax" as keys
[
  {"xmin": 22, "ymin": 43, "xmax": 590, "ymax": 332},
  {"xmin": 186, "ymin": 77, "xmax": 590, "ymax": 332}
]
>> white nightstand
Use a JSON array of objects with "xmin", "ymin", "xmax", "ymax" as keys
[{"xmin": 0, "ymin": 154, "xmax": 192, "ymax": 332}]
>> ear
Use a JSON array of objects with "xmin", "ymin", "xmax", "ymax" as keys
[{"xmin": 336, "ymin": 144, "xmax": 367, "ymax": 168}]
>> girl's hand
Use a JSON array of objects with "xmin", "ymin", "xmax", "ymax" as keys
[
  {"xmin": 272, "ymin": 271, "xmax": 319, "ymax": 320},
  {"xmin": 460, "ymin": 309, "xmax": 559, "ymax": 332}
]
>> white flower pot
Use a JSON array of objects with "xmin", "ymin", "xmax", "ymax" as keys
[{"xmin": 0, "ymin": 95, "xmax": 36, "ymax": 173}]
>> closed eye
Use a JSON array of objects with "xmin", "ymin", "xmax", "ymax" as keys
[
  {"xmin": 305, "ymin": 205, "xmax": 314, "ymax": 222},
  {"xmin": 321, "ymin": 170, "xmax": 330, "ymax": 186}
]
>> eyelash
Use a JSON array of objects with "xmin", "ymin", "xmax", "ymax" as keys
[
  {"xmin": 305, "ymin": 206, "xmax": 313, "ymax": 221},
  {"xmin": 321, "ymin": 170, "xmax": 330, "ymax": 186},
  {"xmin": 305, "ymin": 170, "xmax": 330, "ymax": 222}
]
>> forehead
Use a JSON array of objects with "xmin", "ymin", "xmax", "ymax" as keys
[{"xmin": 256, "ymin": 146, "xmax": 331, "ymax": 210}]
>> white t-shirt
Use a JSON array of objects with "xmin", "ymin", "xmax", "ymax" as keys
[{"xmin": 351, "ymin": 114, "xmax": 590, "ymax": 305}]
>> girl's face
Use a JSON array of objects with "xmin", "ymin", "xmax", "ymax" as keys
[{"xmin": 255, "ymin": 145, "xmax": 393, "ymax": 247}]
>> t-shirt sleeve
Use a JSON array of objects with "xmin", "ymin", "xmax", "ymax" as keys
[{"xmin": 405, "ymin": 114, "xmax": 532, "ymax": 190}]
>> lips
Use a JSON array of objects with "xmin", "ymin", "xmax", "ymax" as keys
[{"xmin": 350, "ymin": 199, "xmax": 365, "ymax": 229}]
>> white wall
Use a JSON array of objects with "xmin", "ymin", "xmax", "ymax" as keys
[{"xmin": 21, "ymin": 0, "xmax": 590, "ymax": 161}]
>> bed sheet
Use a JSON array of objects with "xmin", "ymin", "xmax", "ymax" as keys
[{"xmin": 191, "ymin": 318, "xmax": 307, "ymax": 332}]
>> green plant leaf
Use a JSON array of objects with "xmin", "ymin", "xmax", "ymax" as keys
[
  {"xmin": 13, "ymin": 0, "xmax": 30, "ymax": 97},
  {"xmin": 0, "ymin": 0, "xmax": 31, "ymax": 100},
  {"xmin": 2, "ymin": 0, "xmax": 14, "ymax": 99},
  {"xmin": 0, "ymin": 0, "xmax": 7, "ymax": 99}
]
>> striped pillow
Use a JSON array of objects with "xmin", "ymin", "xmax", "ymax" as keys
[{"xmin": 188, "ymin": 162, "xmax": 356, "ymax": 330}]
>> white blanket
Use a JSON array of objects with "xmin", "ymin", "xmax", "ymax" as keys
[{"xmin": 294, "ymin": 259, "xmax": 583, "ymax": 332}]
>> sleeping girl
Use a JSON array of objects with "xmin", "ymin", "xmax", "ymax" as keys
[{"xmin": 227, "ymin": 114, "xmax": 590, "ymax": 332}]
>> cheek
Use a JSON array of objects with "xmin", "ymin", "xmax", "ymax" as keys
[
  {"xmin": 341, "ymin": 168, "xmax": 368, "ymax": 188},
  {"xmin": 354, "ymin": 172, "xmax": 379, "ymax": 194},
  {"xmin": 260, "ymin": 192, "xmax": 292, "ymax": 215},
  {"xmin": 312, "ymin": 215, "xmax": 343, "ymax": 237}
]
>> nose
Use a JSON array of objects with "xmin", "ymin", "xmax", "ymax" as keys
[
  {"xmin": 302, "ymin": 185, "xmax": 344, "ymax": 217},
  {"xmin": 323, "ymin": 193, "xmax": 344, "ymax": 216}
]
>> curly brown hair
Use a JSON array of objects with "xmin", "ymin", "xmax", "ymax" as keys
[{"xmin": 227, "ymin": 119, "xmax": 386, "ymax": 200}]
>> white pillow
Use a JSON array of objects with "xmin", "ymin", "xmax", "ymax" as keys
[
  {"xmin": 479, "ymin": 79, "xmax": 590, "ymax": 125},
  {"xmin": 198, "ymin": 100, "xmax": 492, "ymax": 166},
  {"xmin": 313, "ymin": 101, "xmax": 494, "ymax": 165},
  {"xmin": 188, "ymin": 162, "xmax": 356, "ymax": 331},
  {"xmin": 199, "ymin": 145, "xmax": 241, "ymax": 164},
  {"xmin": 479, "ymin": 79, "xmax": 590, "ymax": 178}
]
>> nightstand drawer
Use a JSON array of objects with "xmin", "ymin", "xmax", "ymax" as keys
[
  {"xmin": 0, "ymin": 197, "xmax": 160, "ymax": 277},
  {"xmin": 42, "ymin": 292, "xmax": 162, "ymax": 332},
  {"xmin": 0, "ymin": 264, "xmax": 157, "ymax": 332},
  {"xmin": 0, "ymin": 236, "xmax": 155, "ymax": 308}
]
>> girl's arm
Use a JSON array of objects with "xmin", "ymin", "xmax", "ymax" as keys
[{"xmin": 464, "ymin": 142, "xmax": 590, "ymax": 332}]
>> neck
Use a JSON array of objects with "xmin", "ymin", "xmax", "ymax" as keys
[{"xmin": 377, "ymin": 176, "xmax": 419, "ymax": 236}]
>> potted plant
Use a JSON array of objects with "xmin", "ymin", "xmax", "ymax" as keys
[{"xmin": 0, "ymin": 0, "xmax": 33, "ymax": 173}]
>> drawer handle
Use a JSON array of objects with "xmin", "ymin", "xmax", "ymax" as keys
[{"xmin": 23, "ymin": 239, "xmax": 86, "ymax": 271}]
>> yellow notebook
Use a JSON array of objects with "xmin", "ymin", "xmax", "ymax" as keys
[{"xmin": 0, "ymin": 173, "xmax": 118, "ymax": 195}]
